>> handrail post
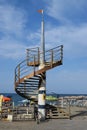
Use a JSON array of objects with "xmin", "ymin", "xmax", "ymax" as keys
[
  {"xmin": 61, "ymin": 45, "xmax": 63, "ymax": 63},
  {"xmin": 51, "ymin": 50, "xmax": 53, "ymax": 67},
  {"xmin": 33, "ymin": 55, "xmax": 35, "ymax": 75},
  {"xmin": 15, "ymin": 69, "xmax": 16, "ymax": 83},
  {"xmin": 26, "ymin": 49, "xmax": 29, "ymax": 65},
  {"xmin": 18, "ymin": 65, "xmax": 20, "ymax": 83},
  {"xmin": 38, "ymin": 48, "xmax": 40, "ymax": 64},
  {"xmin": 14, "ymin": 69, "xmax": 17, "ymax": 90}
]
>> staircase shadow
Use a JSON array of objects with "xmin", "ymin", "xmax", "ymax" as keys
[{"xmin": 71, "ymin": 110, "xmax": 87, "ymax": 119}]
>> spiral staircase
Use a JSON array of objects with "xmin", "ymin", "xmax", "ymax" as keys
[{"xmin": 14, "ymin": 45, "xmax": 63, "ymax": 101}]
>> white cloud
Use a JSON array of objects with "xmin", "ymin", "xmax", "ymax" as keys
[
  {"xmin": 28, "ymin": 23, "xmax": 87, "ymax": 60},
  {"xmin": 0, "ymin": 0, "xmax": 87, "ymax": 94},
  {"xmin": 0, "ymin": 4, "xmax": 26, "ymax": 37},
  {"xmin": 0, "ymin": 37, "xmax": 27, "ymax": 59},
  {"xmin": 0, "ymin": 3, "xmax": 28, "ymax": 59},
  {"xmin": 27, "ymin": 30, "xmax": 41, "ymax": 45},
  {"xmin": 0, "ymin": 0, "xmax": 87, "ymax": 61},
  {"xmin": 45, "ymin": 0, "xmax": 87, "ymax": 24}
]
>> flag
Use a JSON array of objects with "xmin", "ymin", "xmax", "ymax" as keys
[{"xmin": 38, "ymin": 9, "xmax": 43, "ymax": 14}]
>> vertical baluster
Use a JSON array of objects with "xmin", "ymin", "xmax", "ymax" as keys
[
  {"xmin": 61, "ymin": 45, "xmax": 63, "ymax": 63},
  {"xmin": 38, "ymin": 47, "xmax": 40, "ymax": 64},
  {"xmin": 26, "ymin": 49, "xmax": 29, "ymax": 65},
  {"xmin": 18, "ymin": 64, "xmax": 20, "ymax": 83},
  {"xmin": 33, "ymin": 55, "xmax": 35, "ymax": 75},
  {"xmin": 51, "ymin": 50, "xmax": 53, "ymax": 67},
  {"xmin": 15, "ymin": 69, "xmax": 17, "ymax": 83}
]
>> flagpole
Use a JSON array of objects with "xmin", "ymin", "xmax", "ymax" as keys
[
  {"xmin": 38, "ymin": 9, "xmax": 46, "ymax": 121},
  {"xmin": 39, "ymin": 9, "xmax": 45, "ymax": 65}
]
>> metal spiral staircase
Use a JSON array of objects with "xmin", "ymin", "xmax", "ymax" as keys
[{"xmin": 14, "ymin": 45, "xmax": 63, "ymax": 101}]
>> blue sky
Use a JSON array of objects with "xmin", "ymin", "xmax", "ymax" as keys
[{"xmin": 0, "ymin": 0, "xmax": 87, "ymax": 94}]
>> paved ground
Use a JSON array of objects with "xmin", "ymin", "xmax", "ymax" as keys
[
  {"xmin": 0, "ymin": 119, "xmax": 87, "ymax": 130},
  {"xmin": 0, "ymin": 106, "xmax": 87, "ymax": 130}
]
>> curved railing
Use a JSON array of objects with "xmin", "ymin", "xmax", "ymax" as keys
[{"xmin": 14, "ymin": 45, "xmax": 63, "ymax": 100}]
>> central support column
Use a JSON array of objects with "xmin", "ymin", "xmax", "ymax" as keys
[
  {"xmin": 38, "ymin": 10, "xmax": 46, "ymax": 120},
  {"xmin": 38, "ymin": 72, "xmax": 46, "ymax": 120}
]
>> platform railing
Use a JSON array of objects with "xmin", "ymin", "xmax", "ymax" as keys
[
  {"xmin": 26, "ymin": 47, "xmax": 40, "ymax": 66},
  {"xmin": 44, "ymin": 45, "xmax": 63, "ymax": 65}
]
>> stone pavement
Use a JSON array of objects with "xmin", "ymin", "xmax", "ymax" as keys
[{"xmin": 0, "ymin": 119, "xmax": 87, "ymax": 130}]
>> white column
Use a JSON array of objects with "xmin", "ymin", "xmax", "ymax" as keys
[{"xmin": 38, "ymin": 73, "xmax": 46, "ymax": 120}]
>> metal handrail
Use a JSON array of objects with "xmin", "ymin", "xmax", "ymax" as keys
[{"xmin": 15, "ymin": 45, "xmax": 63, "ymax": 84}]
